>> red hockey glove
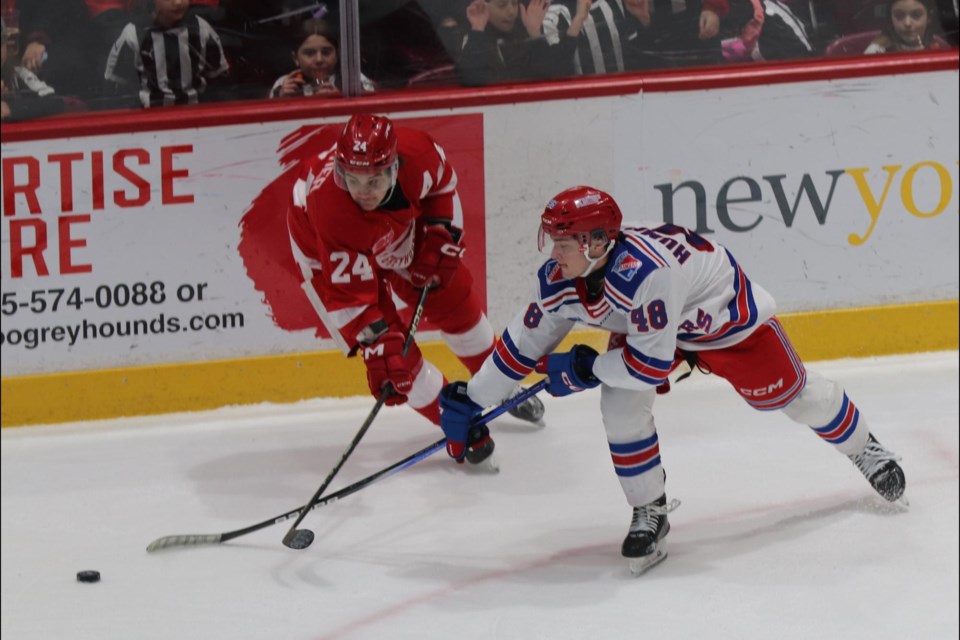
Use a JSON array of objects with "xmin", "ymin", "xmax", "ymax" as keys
[
  {"xmin": 361, "ymin": 332, "xmax": 420, "ymax": 405},
  {"xmin": 409, "ymin": 225, "xmax": 464, "ymax": 289}
]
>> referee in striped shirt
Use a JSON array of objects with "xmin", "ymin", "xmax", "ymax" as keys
[
  {"xmin": 544, "ymin": 0, "xmax": 729, "ymax": 73},
  {"xmin": 544, "ymin": 0, "xmax": 634, "ymax": 75},
  {"xmin": 104, "ymin": 0, "xmax": 228, "ymax": 108}
]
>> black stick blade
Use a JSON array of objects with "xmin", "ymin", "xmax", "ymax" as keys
[{"xmin": 283, "ymin": 528, "xmax": 315, "ymax": 550}]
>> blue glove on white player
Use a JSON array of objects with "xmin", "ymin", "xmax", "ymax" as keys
[
  {"xmin": 535, "ymin": 345, "xmax": 601, "ymax": 397},
  {"xmin": 439, "ymin": 382, "xmax": 494, "ymax": 464}
]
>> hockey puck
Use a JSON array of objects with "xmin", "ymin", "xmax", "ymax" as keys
[{"xmin": 76, "ymin": 570, "xmax": 100, "ymax": 583}]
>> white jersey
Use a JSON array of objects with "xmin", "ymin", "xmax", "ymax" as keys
[{"xmin": 467, "ymin": 224, "xmax": 776, "ymax": 406}]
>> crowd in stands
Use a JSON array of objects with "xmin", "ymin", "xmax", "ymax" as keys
[{"xmin": 0, "ymin": 0, "xmax": 956, "ymax": 122}]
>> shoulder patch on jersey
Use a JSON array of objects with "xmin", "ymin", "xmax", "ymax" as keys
[
  {"xmin": 547, "ymin": 262, "xmax": 564, "ymax": 283},
  {"xmin": 603, "ymin": 238, "xmax": 662, "ymax": 311},
  {"xmin": 612, "ymin": 252, "xmax": 642, "ymax": 281},
  {"xmin": 537, "ymin": 259, "xmax": 578, "ymax": 311}
]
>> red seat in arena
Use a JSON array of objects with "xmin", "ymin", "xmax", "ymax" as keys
[
  {"xmin": 824, "ymin": 30, "xmax": 883, "ymax": 56},
  {"xmin": 407, "ymin": 64, "xmax": 457, "ymax": 88},
  {"xmin": 825, "ymin": 30, "xmax": 953, "ymax": 56}
]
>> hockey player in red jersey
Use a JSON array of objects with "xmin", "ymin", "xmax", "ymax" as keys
[
  {"xmin": 287, "ymin": 114, "xmax": 544, "ymax": 448},
  {"xmin": 439, "ymin": 185, "xmax": 906, "ymax": 574}
]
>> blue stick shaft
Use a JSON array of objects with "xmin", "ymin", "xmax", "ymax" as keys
[{"xmin": 475, "ymin": 379, "xmax": 548, "ymax": 426}]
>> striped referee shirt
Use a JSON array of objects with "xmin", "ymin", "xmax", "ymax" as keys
[
  {"xmin": 105, "ymin": 14, "xmax": 229, "ymax": 108},
  {"xmin": 543, "ymin": 0, "xmax": 631, "ymax": 75}
]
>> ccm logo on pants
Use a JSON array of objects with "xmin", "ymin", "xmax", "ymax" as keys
[{"xmin": 740, "ymin": 379, "xmax": 784, "ymax": 397}]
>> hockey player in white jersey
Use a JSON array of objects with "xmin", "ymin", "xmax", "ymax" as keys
[{"xmin": 438, "ymin": 185, "xmax": 906, "ymax": 576}]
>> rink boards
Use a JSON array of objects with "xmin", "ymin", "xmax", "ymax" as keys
[{"xmin": 1, "ymin": 53, "xmax": 957, "ymax": 426}]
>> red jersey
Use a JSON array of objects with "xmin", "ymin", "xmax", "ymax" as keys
[{"xmin": 288, "ymin": 127, "xmax": 458, "ymax": 348}]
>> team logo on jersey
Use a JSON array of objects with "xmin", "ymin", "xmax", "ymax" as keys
[
  {"xmin": 612, "ymin": 252, "xmax": 642, "ymax": 280},
  {"xmin": 375, "ymin": 225, "xmax": 416, "ymax": 270},
  {"xmin": 372, "ymin": 228, "xmax": 397, "ymax": 255}
]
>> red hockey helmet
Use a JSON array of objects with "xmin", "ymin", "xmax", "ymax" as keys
[
  {"xmin": 334, "ymin": 114, "xmax": 399, "ymax": 189},
  {"xmin": 538, "ymin": 186, "xmax": 622, "ymax": 251}
]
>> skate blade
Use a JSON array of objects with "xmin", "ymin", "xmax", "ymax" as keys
[
  {"xmin": 871, "ymin": 489, "xmax": 910, "ymax": 510},
  {"xmin": 506, "ymin": 411, "xmax": 546, "ymax": 429},
  {"xmin": 627, "ymin": 547, "xmax": 668, "ymax": 577},
  {"xmin": 465, "ymin": 451, "xmax": 500, "ymax": 474}
]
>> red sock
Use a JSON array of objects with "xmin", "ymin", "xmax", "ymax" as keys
[
  {"xmin": 414, "ymin": 397, "xmax": 442, "ymax": 426},
  {"xmin": 459, "ymin": 344, "xmax": 495, "ymax": 374}
]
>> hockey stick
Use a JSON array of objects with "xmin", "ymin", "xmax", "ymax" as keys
[
  {"xmin": 147, "ymin": 437, "xmax": 445, "ymax": 552},
  {"xmin": 145, "ymin": 381, "xmax": 546, "ymax": 552},
  {"xmin": 282, "ymin": 286, "xmax": 431, "ymax": 550}
]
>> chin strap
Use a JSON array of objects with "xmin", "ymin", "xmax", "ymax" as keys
[
  {"xmin": 378, "ymin": 183, "xmax": 397, "ymax": 208},
  {"xmin": 580, "ymin": 240, "xmax": 615, "ymax": 278},
  {"xmin": 376, "ymin": 159, "xmax": 400, "ymax": 208}
]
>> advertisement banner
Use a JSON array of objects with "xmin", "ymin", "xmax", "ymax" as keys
[
  {"xmin": 614, "ymin": 71, "xmax": 960, "ymax": 311},
  {"xmin": 3, "ymin": 69, "xmax": 957, "ymax": 382},
  {"xmin": 0, "ymin": 114, "xmax": 486, "ymax": 376}
]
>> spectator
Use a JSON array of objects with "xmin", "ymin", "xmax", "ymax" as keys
[
  {"xmin": 356, "ymin": 1, "xmax": 455, "ymax": 89},
  {"xmin": 755, "ymin": 0, "xmax": 815, "ymax": 58},
  {"xmin": 865, "ymin": 0, "xmax": 947, "ymax": 53},
  {"xmin": 937, "ymin": 0, "xmax": 958, "ymax": 45},
  {"xmin": 438, "ymin": 186, "xmax": 906, "ymax": 575},
  {"xmin": 269, "ymin": 18, "xmax": 373, "ymax": 98},
  {"xmin": 546, "ymin": 0, "xmax": 729, "ymax": 72},
  {"xmin": 457, "ymin": 0, "xmax": 590, "ymax": 86},
  {"xmin": 89, "ymin": 2, "xmax": 143, "ymax": 102},
  {"xmin": 621, "ymin": 0, "xmax": 729, "ymax": 68},
  {"xmin": 419, "ymin": 0, "xmax": 473, "ymax": 63},
  {"xmin": 1, "ymin": 15, "xmax": 65, "ymax": 121},
  {"xmin": 13, "ymin": 0, "xmax": 104, "ymax": 98},
  {"xmin": 104, "ymin": 0, "xmax": 229, "ymax": 108},
  {"xmin": 724, "ymin": 0, "xmax": 814, "ymax": 61},
  {"xmin": 196, "ymin": 0, "xmax": 317, "ymax": 92}
]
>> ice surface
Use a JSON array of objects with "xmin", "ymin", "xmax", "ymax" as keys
[{"xmin": 2, "ymin": 352, "xmax": 957, "ymax": 640}]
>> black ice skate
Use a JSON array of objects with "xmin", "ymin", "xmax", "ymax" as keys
[
  {"xmin": 463, "ymin": 429, "xmax": 500, "ymax": 474},
  {"xmin": 622, "ymin": 495, "xmax": 680, "ymax": 576},
  {"xmin": 849, "ymin": 434, "xmax": 906, "ymax": 502},
  {"xmin": 506, "ymin": 391, "xmax": 545, "ymax": 425}
]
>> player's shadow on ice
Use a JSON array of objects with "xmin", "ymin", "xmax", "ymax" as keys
[
  {"xmin": 381, "ymin": 496, "xmax": 909, "ymax": 605},
  {"xmin": 664, "ymin": 495, "xmax": 907, "ymax": 575},
  {"xmin": 184, "ymin": 438, "xmax": 447, "ymax": 520}
]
